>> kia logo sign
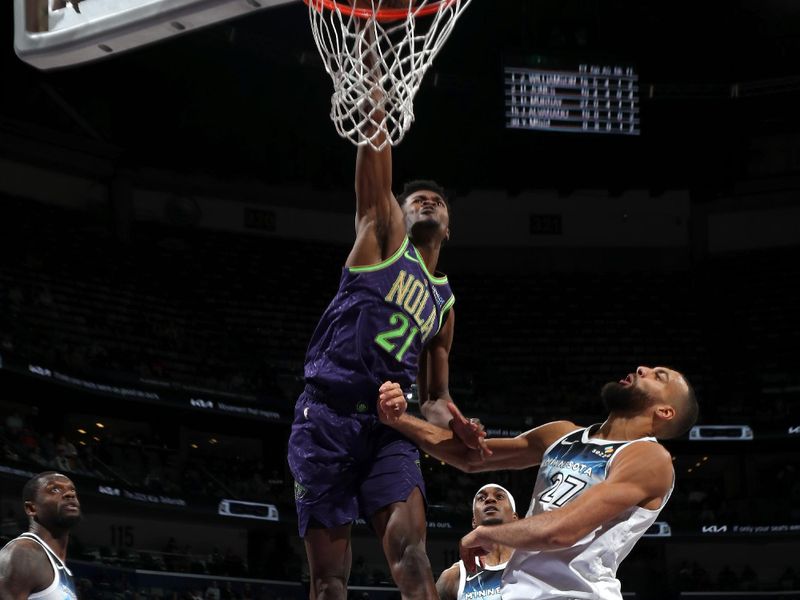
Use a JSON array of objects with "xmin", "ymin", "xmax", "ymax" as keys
[
  {"xmin": 190, "ymin": 398, "xmax": 213, "ymax": 409},
  {"xmin": 701, "ymin": 525, "xmax": 728, "ymax": 534}
]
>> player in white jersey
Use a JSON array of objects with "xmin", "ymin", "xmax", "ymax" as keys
[
  {"xmin": 0, "ymin": 472, "xmax": 81, "ymax": 600},
  {"xmin": 436, "ymin": 484, "xmax": 518, "ymax": 600},
  {"xmin": 377, "ymin": 365, "xmax": 698, "ymax": 600}
]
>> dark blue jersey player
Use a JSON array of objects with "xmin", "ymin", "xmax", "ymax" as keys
[
  {"xmin": 287, "ymin": 116, "xmax": 485, "ymax": 600},
  {"xmin": 436, "ymin": 484, "xmax": 518, "ymax": 600}
]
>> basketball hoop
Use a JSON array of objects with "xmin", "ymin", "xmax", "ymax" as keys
[
  {"xmin": 303, "ymin": 0, "xmax": 473, "ymax": 149},
  {"xmin": 307, "ymin": 0, "xmax": 456, "ymax": 22}
]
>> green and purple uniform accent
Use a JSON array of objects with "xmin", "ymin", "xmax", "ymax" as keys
[{"xmin": 288, "ymin": 237, "xmax": 455, "ymax": 536}]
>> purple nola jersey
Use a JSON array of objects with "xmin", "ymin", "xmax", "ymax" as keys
[{"xmin": 304, "ymin": 237, "xmax": 455, "ymax": 411}]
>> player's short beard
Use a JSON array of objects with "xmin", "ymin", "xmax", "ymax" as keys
[
  {"xmin": 601, "ymin": 382, "xmax": 651, "ymax": 413},
  {"xmin": 56, "ymin": 512, "xmax": 82, "ymax": 528},
  {"xmin": 480, "ymin": 517, "xmax": 503, "ymax": 526},
  {"xmin": 44, "ymin": 507, "xmax": 82, "ymax": 530},
  {"xmin": 409, "ymin": 217, "xmax": 443, "ymax": 240}
]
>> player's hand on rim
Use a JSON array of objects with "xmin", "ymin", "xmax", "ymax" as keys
[
  {"xmin": 378, "ymin": 381, "xmax": 407, "ymax": 424},
  {"xmin": 447, "ymin": 401, "xmax": 492, "ymax": 457}
]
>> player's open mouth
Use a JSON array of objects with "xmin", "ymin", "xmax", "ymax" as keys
[
  {"xmin": 483, "ymin": 506, "xmax": 498, "ymax": 514},
  {"xmin": 619, "ymin": 374, "xmax": 634, "ymax": 386},
  {"xmin": 64, "ymin": 503, "xmax": 80, "ymax": 511}
]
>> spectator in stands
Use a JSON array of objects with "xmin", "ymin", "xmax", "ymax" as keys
[
  {"xmin": 76, "ymin": 578, "xmax": 94, "ymax": 600},
  {"xmin": 57, "ymin": 436, "xmax": 79, "ymax": 469},
  {"xmin": 1, "ymin": 438, "xmax": 19, "ymax": 462},
  {"xmin": 40, "ymin": 432, "xmax": 57, "ymax": 463},
  {"xmin": 779, "ymin": 567, "xmax": 799, "ymax": 591},
  {"xmin": 163, "ymin": 537, "xmax": 179, "ymax": 571},
  {"xmin": 0, "ymin": 334, "xmax": 14, "ymax": 353},
  {"xmin": 698, "ymin": 501, "xmax": 716, "ymax": 524},
  {"xmin": 350, "ymin": 556, "xmax": 368, "ymax": 586},
  {"xmin": 220, "ymin": 581, "xmax": 237, "ymax": 600},
  {"xmin": 205, "ymin": 580, "xmax": 221, "ymax": 600},
  {"xmin": 249, "ymin": 471, "xmax": 269, "ymax": 497},
  {"xmin": 223, "ymin": 547, "xmax": 246, "ymax": 577},
  {"xmin": 144, "ymin": 468, "xmax": 165, "ymax": 493},
  {"xmin": 0, "ymin": 508, "xmax": 20, "ymax": 538},
  {"xmin": 242, "ymin": 584, "xmax": 253, "ymax": 600},
  {"xmin": 54, "ymin": 446, "xmax": 71, "ymax": 472},
  {"xmin": 690, "ymin": 563, "xmax": 710, "ymax": 590},
  {"xmin": 5, "ymin": 411, "xmax": 24, "ymax": 435},
  {"xmin": 208, "ymin": 547, "xmax": 224, "ymax": 575},
  {"xmin": 741, "ymin": 565, "xmax": 759, "ymax": 591},
  {"xmin": 717, "ymin": 565, "xmax": 739, "ymax": 591},
  {"xmin": 81, "ymin": 444, "xmax": 105, "ymax": 477},
  {"xmin": 7, "ymin": 287, "xmax": 24, "ymax": 314},
  {"xmin": 17, "ymin": 428, "xmax": 39, "ymax": 456}
]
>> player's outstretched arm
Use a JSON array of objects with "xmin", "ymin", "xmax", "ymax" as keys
[
  {"xmin": 0, "ymin": 540, "xmax": 52, "ymax": 600},
  {"xmin": 346, "ymin": 35, "xmax": 406, "ymax": 268},
  {"xmin": 379, "ymin": 382, "xmax": 577, "ymax": 472},
  {"xmin": 458, "ymin": 441, "xmax": 674, "ymax": 571}
]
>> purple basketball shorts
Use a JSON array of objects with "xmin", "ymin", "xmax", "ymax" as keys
[{"xmin": 287, "ymin": 387, "xmax": 426, "ymax": 537}]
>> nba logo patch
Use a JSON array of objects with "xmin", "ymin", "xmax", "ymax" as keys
[
  {"xmin": 603, "ymin": 446, "xmax": 615, "ymax": 456},
  {"xmin": 294, "ymin": 481, "xmax": 308, "ymax": 500}
]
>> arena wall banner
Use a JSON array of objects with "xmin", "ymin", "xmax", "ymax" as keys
[
  {"xmin": 0, "ymin": 353, "xmax": 287, "ymax": 422},
  {"xmin": 0, "ymin": 465, "xmax": 283, "ymax": 525},
  {"xmin": 697, "ymin": 523, "xmax": 800, "ymax": 536}
]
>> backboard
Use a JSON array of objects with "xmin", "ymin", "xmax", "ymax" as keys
[{"xmin": 14, "ymin": 0, "xmax": 294, "ymax": 70}]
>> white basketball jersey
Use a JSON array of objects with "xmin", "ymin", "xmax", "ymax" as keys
[
  {"xmin": 502, "ymin": 425, "xmax": 673, "ymax": 600},
  {"xmin": 6, "ymin": 532, "xmax": 78, "ymax": 600}
]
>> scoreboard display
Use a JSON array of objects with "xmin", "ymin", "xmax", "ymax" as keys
[{"xmin": 505, "ymin": 63, "xmax": 640, "ymax": 136}]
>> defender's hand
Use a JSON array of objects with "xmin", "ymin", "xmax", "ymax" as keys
[
  {"xmin": 378, "ymin": 381, "xmax": 407, "ymax": 425},
  {"xmin": 459, "ymin": 527, "xmax": 492, "ymax": 574},
  {"xmin": 447, "ymin": 402, "xmax": 492, "ymax": 457}
]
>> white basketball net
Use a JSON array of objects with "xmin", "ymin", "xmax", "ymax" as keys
[{"xmin": 306, "ymin": 0, "xmax": 472, "ymax": 150}]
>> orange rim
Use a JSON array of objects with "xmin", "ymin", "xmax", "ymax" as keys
[{"xmin": 303, "ymin": 0, "xmax": 455, "ymax": 22}]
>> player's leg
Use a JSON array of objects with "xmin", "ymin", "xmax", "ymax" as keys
[
  {"xmin": 361, "ymin": 427, "xmax": 436, "ymax": 600},
  {"xmin": 304, "ymin": 523, "xmax": 353, "ymax": 600},
  {"xmin": 288, "ymin": 389, "xmax": 362, "ymax": 600},
  {"xmin": 371, "ymin": 487, "xmax": 437, "ymax": 600}
]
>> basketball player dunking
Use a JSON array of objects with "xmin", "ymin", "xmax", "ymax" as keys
[
  {"xmin": 287, "ymin": 70, "xmax": 486, "ymax": 600},
  {"xmin": 0, "ymin": 472, "xmax": 80, "ymax": 600}
]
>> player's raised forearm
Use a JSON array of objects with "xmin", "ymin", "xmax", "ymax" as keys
[
  {"xmin": 467, "ymin": 510, "xmax": 572, "ymax": 553},
  {"xmin": 355, "ymin": 142, "xmax": 391, "ymax": 212},
  {"xmin": 390, "ymin": 413, "xmax": 475, "ymax": 471},
  {"xmin": 354, "ymin": 21, "xmax": 391, "ymax": 219}
]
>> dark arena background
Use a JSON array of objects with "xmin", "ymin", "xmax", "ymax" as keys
[{"xmin": 2, "ymin": 1, "xmax": 800, "ymax": 599}]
